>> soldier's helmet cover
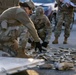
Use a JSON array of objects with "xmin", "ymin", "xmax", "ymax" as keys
[
  {"xmin": 36, "ymin": 6, "xmax": 44, "ymax": 16},
  {"xmin": 19, "ymin": 0, "xmax": 35, "ymax": 10}
]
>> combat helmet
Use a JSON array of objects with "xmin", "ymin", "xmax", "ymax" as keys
[
  {"xmin": 19, "ymin": 0, "xmax": 35, "ymax": 10},
  {"xmin": 36, "ymin": 6, "xmax": 44, "ymax": 16}
]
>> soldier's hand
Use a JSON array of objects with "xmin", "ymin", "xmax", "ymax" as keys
[
  {"xmin": 42, "ymin": 42, "xmax": 48, "ymax": 48},
  {"xmin": 35, "ymin": 42, "xmax": 43, "ymax": 53},
  {"xmin": 28, "ymin": 38, "xmax": 33, "ymax": 43}
]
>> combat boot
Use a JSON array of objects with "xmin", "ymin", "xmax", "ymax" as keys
[
  {"xmin": 52, "ymin": 37, "xmax": 58, "ymax": 44},
  {"xmin": 63, "ymin": 37, "xmax": 68, "ymax": 44}
]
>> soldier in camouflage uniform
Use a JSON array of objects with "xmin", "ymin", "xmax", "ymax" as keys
[
  {"xmin": 52, "ymin": 0, "xmax": 74, "ymax": 44},
  {"xmin": 0, "ymin": 0, "xmax": 19, "ymax": 14},
  {"xmin": 30, "ymin": 6, "xmax": 52, "ymax": 48},
  {"xmin": 0, "ymin": 0, "xmax": 44, "ymax": 58}
]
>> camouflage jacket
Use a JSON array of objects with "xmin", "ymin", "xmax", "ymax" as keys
[
  {"xmin": 56, "ymin": 0, "xmax": 74, "ymax": 12},
  {"xmin": 0, "ymin": 6, "xmax": 40, "ymax": 42},
  {"xmin": 30, "ymin": 14, "xmax": 52, "ymax": 42}
]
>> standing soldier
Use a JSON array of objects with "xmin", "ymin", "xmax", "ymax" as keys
[
  {"xmin": 30, "ymin": 6, "xmax": 52, "ymax": 48},
  {"xmin": 52, "ymin": 0, "xmax": 74, "ymax": 44},
  {"xmin": 0, "ymin": 0, "xmax": 44, "ymax": 58},
  {"xmin": 0, "ymin": 0, "xmax": 19, "ymax": 14}
]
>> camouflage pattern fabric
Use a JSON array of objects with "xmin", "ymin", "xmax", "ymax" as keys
[
  {"xmin": 18, "ymin": 25, "xmax": 29, "ymax": 48},
  {"xmin": 30, "ymin": 6, "xmax": 52, "ymax": 42},
  {"xmin": 56, "ymin": 0, "xmax": 73, "ymax": 12},
  {"xmin": 0, "ymin": 6, "xmax": 40, "ymax": 51},
  {"xmin": 54, "ymin": 0, "xmax": 74, "ymax": 38}
]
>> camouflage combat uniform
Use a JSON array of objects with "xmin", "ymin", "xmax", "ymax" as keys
[
  {"xmin": 18, "ymin": 25, "xmax": 29, "ymax": 49},
  {"xmin": 52, "ymin": 0, "xmax": 74, "ymax": 44},
  {"xmin": 0, "ymin": 0, "xmax": 19, "ymax": 14},
  {"xmin": 0, "ymin": 6, "xmax": 40, "ymax": 57},
  {"xmin": 30, "ymin": 6, "xmax": 52, "ymax": 43}
]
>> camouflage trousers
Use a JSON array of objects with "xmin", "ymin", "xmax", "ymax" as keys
[
  {"xmin": 0, "ymin": 40, "xmax": 18, "ymax": 57},
  {"xmin": 54, "ymin": 11, "xmax": 73, "ymax": 38}
]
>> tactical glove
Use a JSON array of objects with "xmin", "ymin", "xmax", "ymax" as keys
[
  {"xmin": 42, "ymin": 42, "xmax": 48, "ymax": 48},
  {"xmin": 28, "ymin": 38, "xmax": 32, "ymax": 43},
  {"xmin": 35, "ymin": 42, "xmax": 43, "ymax": 53}
]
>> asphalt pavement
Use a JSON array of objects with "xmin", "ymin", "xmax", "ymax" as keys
[{"xmin": 49, "ymin": 23, "xmax": 76, "ymax": 49}]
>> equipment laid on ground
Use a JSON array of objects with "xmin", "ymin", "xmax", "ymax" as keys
[{"xmin": 0, "ymin": 57, "xmax": 44, "ymax": 75}]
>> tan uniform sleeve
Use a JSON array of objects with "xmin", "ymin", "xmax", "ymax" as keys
[{"xmin": 16, "ymin": 12, "xmax": 40, "ymax": 42}]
